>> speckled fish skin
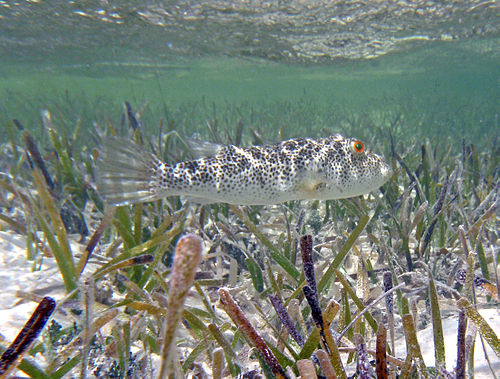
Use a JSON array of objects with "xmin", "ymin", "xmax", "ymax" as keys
[{"xmin": 97, "ymin": 134, "xmax": 392, "ymax": 206}]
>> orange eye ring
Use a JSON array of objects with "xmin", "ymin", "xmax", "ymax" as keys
[{"xmin": 351, "ymin": 140, "xmax": 365, "ymax": 154}]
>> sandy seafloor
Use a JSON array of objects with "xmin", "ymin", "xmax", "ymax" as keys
[{"xmin": 0, "ymin": 230, "xmax": 498, "ymax": 377}]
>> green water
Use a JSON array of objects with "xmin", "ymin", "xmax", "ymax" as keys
[{"xmin": 1, "ymin": 42, "xmax": 498, "ymax": 150}]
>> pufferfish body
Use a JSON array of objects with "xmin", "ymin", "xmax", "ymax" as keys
[{"xmin": 97, "ymin": 134, "xmax": 392, "ymax": 206}]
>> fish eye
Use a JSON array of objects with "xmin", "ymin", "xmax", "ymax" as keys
[{"xmin": 351, "ymin": 140, "xmax": 365, "ymax": 154}]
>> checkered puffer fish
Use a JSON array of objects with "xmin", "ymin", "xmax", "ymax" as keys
[{"xmin": 97, "ymin": 134, "xmax": 392, "ymax": 206}]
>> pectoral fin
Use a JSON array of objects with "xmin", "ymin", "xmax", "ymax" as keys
[
  {"xmin": 298, "ymin": 174, "xmax": 343, "ymax": 199},
  {"xmin": 298, "ymin": 177, "xmax": 328, "ymax": 198}
]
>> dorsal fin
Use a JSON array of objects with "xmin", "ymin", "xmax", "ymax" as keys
[{"xmin": 184, "ymin": 137, "xmax": 224, "ymax": 159}]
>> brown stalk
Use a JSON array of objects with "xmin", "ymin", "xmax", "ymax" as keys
[
  {"xmin": 0, "ymin": 297, "xmax": 56, "ymax": 377},
  {"xmin": 218, "ymin": 288, "xmax": 288, "ymax": 379},
  {"xmin": 212, "ymin": 347, "xmax": 224, "ymax": 379},
  {"xmin": 22, "ymin": 130, "xmax": 55, "ymax": 192},
  {"xmin": 300, "ymin": 235, "xmax": 318, "ymax": 302},
  {"xmin": 456, "ymin": 309, "xmax": 467, "ymax": 379},
  {"xmin": 353, "ymin": 334, "xmax": 371, "ymax": 379},
  {"xmin": 77, "ymin": 206, "xmax": 114, "ymax": 275},
  {"xmin": 376, "ymin": 323, "xmax": 388, "ymax": 379},
  {"xmin": 297, "ymin": 359, "xmax": 317, "ymax": 378},
  {"xmin": 316, "ymin": 349, "xmax": 336, "ymax": 379},
  {"xmin": 158, "ymin": 234, "xmax": 203, "ymax": 378}
]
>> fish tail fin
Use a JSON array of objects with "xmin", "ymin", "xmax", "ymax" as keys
[{"xmin": 97, "ymin": 137, "xmax": 165, "ymax": 206}]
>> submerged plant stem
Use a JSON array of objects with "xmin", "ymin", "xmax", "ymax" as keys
[
  {"xmin": 457, "ymin": 298, "xmax": 500, "ymax": 358},
  {"xmin": 318, "ymin": 214, "xmax": 369, "ymax": 293},
  {"xmin": 219, "ymin": 288, "xmax": 288, "ymax": 379},
  {"xmin": 230, "ymin": 205, "xmax": 300, "ymax": 281},
  {"xmin": 0, "ymin": 297, "xmax": 56, "ymax": 377},
  {"xmin": 32, "ymin": 169, "xmax": 77, "ymax": 292},
  {"xmin": 158, "ymin": 234, "xmax": 203, "ymax": 378}
]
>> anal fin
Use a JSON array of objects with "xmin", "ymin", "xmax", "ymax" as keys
[{"xmin": 182, "ymin": 196, "xmax": 217, "ymax": 205}]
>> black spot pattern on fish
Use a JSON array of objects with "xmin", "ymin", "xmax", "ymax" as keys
[{"xmin": 147, "ymin": 135, "xmax": 391, "ymax": 205}]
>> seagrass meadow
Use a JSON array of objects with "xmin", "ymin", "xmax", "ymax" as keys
[{"xmin": 0, "ymin": 60, "xmax": 499, "ymax": 378}]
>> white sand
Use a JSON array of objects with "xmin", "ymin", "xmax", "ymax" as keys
[
  {"xmin": 393, "ymin": 308, "xmax": 500, "ymax": 377},
  {"xmin": 0, "ymin": 230, "xmax": 498, "ymax": 377},
  {"xmin": 416, "ymin": 308, "xmax": 500, "ymax": 377},
  {"xmin": 0, "ymin": 231, "xmax": 66, "ymax": 342}
]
